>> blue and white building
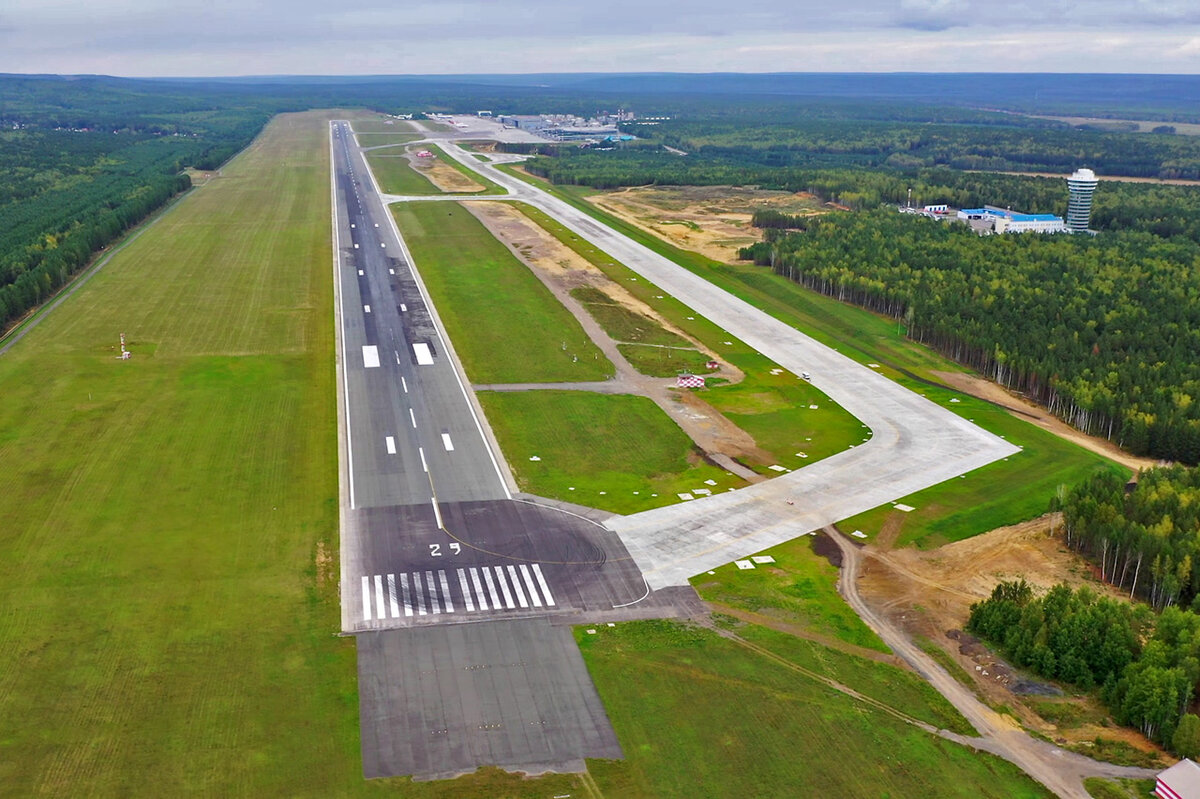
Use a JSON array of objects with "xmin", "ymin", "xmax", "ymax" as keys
[{"xmin": 956, "ymin": 206, "xmax": 1067, "ymax": 234}]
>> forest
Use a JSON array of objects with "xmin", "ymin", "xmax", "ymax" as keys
[
  {"xmin": 736, "ymin": 210, "xmax": 1200, "ymax": 463},
  {"xmin": 1059, "ymin": 467, "xmax": 1200, "ymax": 611},
  {"xmin": 968, "ymin": 579, "xmax": 1200, "ymax": 754}
]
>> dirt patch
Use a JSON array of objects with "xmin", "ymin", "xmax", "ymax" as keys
[
  {"xmin": 589, "ymin": 185, "xmax": 826, "ymax": 263},
  {"xmin": 932, "ymin": 370, "xmax": 1159, "ymax": 476},
  {"xmin": 315, "ymin": 539, "xmax": 333, "ymax": 587},
  {"xmin": 404, "ymin": 147, "xmax": 485, "ymax": 193},
  {"xmin": 810, "ymin": 530, "xmax": 844, "ymax": 568}
]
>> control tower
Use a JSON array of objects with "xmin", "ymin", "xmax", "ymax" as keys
[{"xmin": 1066, "ymin": 168, "xmax": 1099, "ymax": 232}]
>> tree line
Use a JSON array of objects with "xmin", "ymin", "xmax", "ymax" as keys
[{"xmin": 736, "ymin": 210, "xmax": 1200, "ymax": 463}]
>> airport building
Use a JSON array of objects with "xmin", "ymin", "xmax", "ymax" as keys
[
  {"xmin": 955, "ymin": 206, "xmax": 1067, "ymax": 234},
  {"xmin": 1066, "ymin": 167, "xmax": 1099, "ymax": 232}
]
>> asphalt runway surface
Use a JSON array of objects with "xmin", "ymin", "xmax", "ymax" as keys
[{"xmin": 330, "ymin": 122, "xmax": 664, "ymax": 779}]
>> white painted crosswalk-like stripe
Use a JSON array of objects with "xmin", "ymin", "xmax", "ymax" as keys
[
  {"xmin": 438, "ymin": 570, "xmax": 455, "ymax": 613},
  {"xmin": 531, "ymin": 563, "xmax": 555, "ymax": 607},
  {"xmin": 482, "ymin": 567, "xmax": 502, "ymax": 609},
  {"xmin": 425, "ymin": 571, "xmax": 441, "ymax": 614},
  {"xmin": 493, "ymin": 566, "xmax": 516, "ymax": 608},
  {"xmin": 457, "ymin": 569, "xmax": 475, "ymax": 612},
  {"xmin": 412, "ymin": 571, "xmax": 427, "ymax": 615},
  {"xmin": 518, "ymin": 564, "xmax": 542, "ymax": 608},
  {"xmin": 387, "ymin": 574, "xmax": 400, "ymax": 618},
  {"xmin": 469, "ymin": 567, "xmax": 489, "ymax": 611},
  {"xmin": 399, "ymin": 572, "xmax": 413, "ymax": 617},
  {"xmin": 361, "ymin": 563, "xmax": 557, "ymax": 622},
  {"xmin": 506, "ymin": 565, "xmax": 529, "ymax": 608}
]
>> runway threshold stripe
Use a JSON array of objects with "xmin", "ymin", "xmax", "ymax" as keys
[
  {"xmin": 457, "ymin": 568, "xmax": 476, "ymax": 612},
  {"xmin": 518, "ymin": 564, "xmax": 542, "ymax": 608},
  {"xmin": 438, "ymin": 570, "xmax": 455, "ymax": 613},
  {"xmin": 361, "ymin": 575, "xmax": 372, "ymax": 621},
  {"xmin": 470, "ymin": 568, "xmax": 490, "ymax": 611},
  {"xmin": 387, "ymin": 574, "xmax": 400, "ymax": 618},
  {"xmin": 412, "ymin": 572, "xmax": 427, "ymax": 616},
  {"xmin": 374, "ymin": 575, "xmax": 386, "ymax": 621},
  {"xmin": 399, "ymin": 573, "xmax": 413, "ymax": 617},
  {"xmin": 425, "ymin": 571, "xmax": 441, "ymax": 614},
  {"xmin": 507, "ymin": 565, "xmax": 530, "ymax": 608},
  {"xmin": 532, "ymin": 563, "xmax": 556, "ymax": 607},
  {"xmin": 492, "ymin": 566, "xmax": 515, "ymax": 609}
]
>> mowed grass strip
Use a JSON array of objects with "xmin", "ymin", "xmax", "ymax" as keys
[
  {"xmin": 392, "ymin": 201, "xmax": 612, "ymax": 383},
  {"xmin": 503, "ymin": 171, "xmax": 1121, "ymax": 542},
  {"xmin": 569, "ymin": 287, "xmax": 691, "ymax": 347},
  {"xmin": 0, "ymin": 111, "xmax": 591, "ymax": 799},
  {"xmin": 577, "ymin": 620, "xmax": 1052, "ymax": 799},
  {"xmin": 616, "ymin": 343, "xmax": 715, "ymax": 378},
  {"xmin": 477, "ymin": 390, "xmax": 744, "ymax": 513}
]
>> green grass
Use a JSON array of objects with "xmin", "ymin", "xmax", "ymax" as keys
[
  {"xmin": 476, "ymin": 390, "xmax": 746, "ymax": 513},
  {"xmin": 617, "ymin": 344, "xmax": 715, "ymax": 377},
  {"xmin": 509, "ymin": 202, "xmax": 865, "ymax": 469},
  {"xmin": 391, "ymin": 202, "xmax": 612, "ymax": 383},
  {"xmin": 1067, "ymin": 738, "xmax": 1165, "ymax": 769},
  {"xmin": 365, "ymin": 151, "xmax": 442, "ymax": 195},
  {"xmin": 355, "ymin": 132, "xmax": 422, "ymax": 147},
  {"xmin": 1025, "ymin": 697, "xmax": 1107, "ymax": 729},
  {"xmin": 577, "ymin": 620, "xmax": 1052, "ymax": 798},
  {"xmin": 693, "ymin": 533, "xmax": 886, "ymax": 651},
  {"xmin": 1084, "ymin": 777, "xmax": 1157, "ymax": 799},
  {"xmin": 501, "ymin": 168, "xmax": 1123, "ymax": 545},
  {"xmin": 426, "ymin": 143, "xmax": 506, "ymax": 195}
]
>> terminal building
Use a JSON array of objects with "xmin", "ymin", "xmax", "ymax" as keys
[{"xmin": 956, "ymin": 206, "xmax": 1067, "ymax": 234}]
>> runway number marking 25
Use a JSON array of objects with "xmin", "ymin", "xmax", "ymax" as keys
[{"xmin": 429, "ymin": 543, "xmax": 462, "ymax": 557}]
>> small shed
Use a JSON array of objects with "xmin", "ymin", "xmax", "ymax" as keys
[
  {"xmin": 677, "ymin": 374, "xmax": 705, "ymax": 389},
  {"xmin": 1157, "ymin": 759, "xmax": 1200, "ymax": 799}
]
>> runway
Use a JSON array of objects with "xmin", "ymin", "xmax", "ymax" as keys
[{"xmin": 329, "ymin": 121, "xmax": 666, "ymax": 780}]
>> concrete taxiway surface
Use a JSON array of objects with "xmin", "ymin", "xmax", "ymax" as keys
[{"xmin": 401, "ymin": 140, "xmax": 1020, "ymax": 588}]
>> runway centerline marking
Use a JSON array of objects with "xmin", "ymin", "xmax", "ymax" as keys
[
  {"xmin": 419, "ymin": 447, "xmax": 428, "ymax": 472},
  {"xmin": 401, "ymin": 377, "xmax": 408, "ymax": 393},
  {"xmin": 409, "ymin": 408, "xmax": 417, "ymax": 428}
]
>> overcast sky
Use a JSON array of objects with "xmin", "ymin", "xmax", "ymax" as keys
[{"xmin": 2, "ymin": 0, "xmax": 1199, "ymax": 76}]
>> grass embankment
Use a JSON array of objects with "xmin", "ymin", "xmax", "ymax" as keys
[
  {"xmin": 365, "ymin": 151, "xmax": 443, "ymax": 196},
  {"xmin": 477, "ymin": 391, "xmax": 743, "ymax": 514},
  {"xmin": 513, "ymin": 202, "xmax": 865, "ymax": 471},
  {"xmin": 392, "ymin": 201, "xmax": 611, "ymax": 383},
  {"xmin": 500, "ymin": 167, "xmax": 1120, "ymax": 543},
  {"xmin": 0, "ymin": 110, "xmax": 590, "ymax": 797},
  {"xmin": 577, "ymin": 620, "xmax": 1052, "ymax": 798}
]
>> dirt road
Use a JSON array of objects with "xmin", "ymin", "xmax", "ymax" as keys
[{"xmin": 827, "ymin": 525, "xmax": 1157, "ymax": 798}]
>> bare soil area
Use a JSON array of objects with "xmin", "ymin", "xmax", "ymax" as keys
[
  {"xmin": 857, "ymin": 514, "xmax": 1164, "ymax": 756},
  {"xmin": 405, "ymin": 147, "xmax": 485, "ymax": 192},
  {"xmin": 933, "ymin": 370, "xmax": 1159, "ymax": 476},
  {"xmin": 589, "ymin": 185, "xmax": 825, "ymax": 262}
]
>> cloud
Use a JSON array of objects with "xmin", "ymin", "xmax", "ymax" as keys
[{"xmin": 895, "ymin": 0, "xmax": 969, "ymax": 31}]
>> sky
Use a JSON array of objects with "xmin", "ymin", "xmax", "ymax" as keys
[{"xmin": 2, "ymin": 0, "xmax": 1199, "ymax": 76}]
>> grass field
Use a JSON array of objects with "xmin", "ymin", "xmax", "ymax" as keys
[
  {"xmin": 356, "ymin": 133, "xmax": 422, "ymax": 147},
  {"xmin": 501, "ymin": 170, "xmax": 1121, "ymax": 544},
  {"xmin": 477, "ymin": 390, "xmax": 745, "ymax": 513},
  {"xmin": 616, "ymin": 343, "xmax": 716, "ymax": 377},
  {"xmin": 569, "ymin": 286, "xmax": 691, "ymax": 347},
  {"xmin": 577, "ymin": 619, "xmax": 1053, "ymax": 798},
  {"xmin": 694, "ymin": 533, "xmax": 886, "ymax": 651},
  {"xmin": 391, "ymin": 202, "xmax": 612, "ymax": 383},
  {"xmin": 1084, "ymin": 777, "xmax": 1157, "ymax": 799}
]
